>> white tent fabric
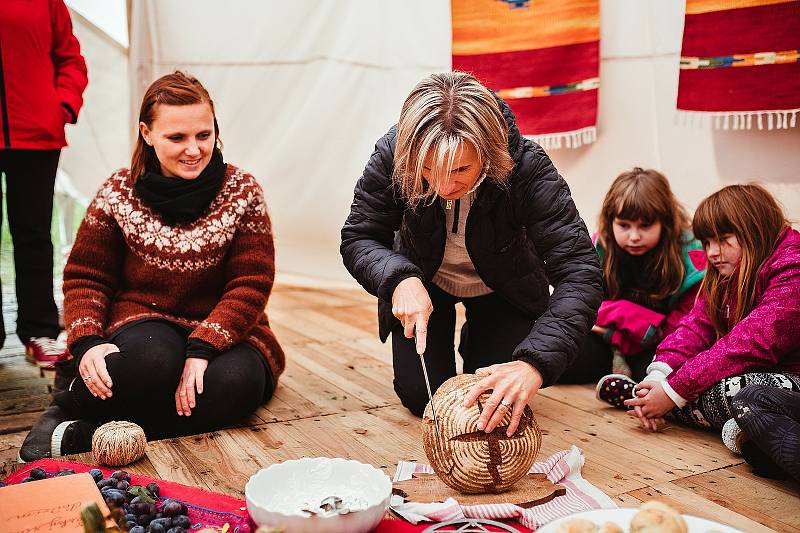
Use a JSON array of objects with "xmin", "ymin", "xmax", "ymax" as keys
[
  {"xmin": 91, "ymin": 0, "xmax": 799, "ymax": 287},
  {"xmin": 60, "ymin": 8, "xmax": 131, "ymax": 203},
  {"xmin": 130, "ymin": 0, "xmax": 451, "ymax": 287}
]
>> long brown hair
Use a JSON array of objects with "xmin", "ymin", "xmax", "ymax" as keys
[
  {"xmin": 131, "ymin": 71, "xmax": 222, "ymax": 180},
  {"xmin": 693, "ymin": 183, "xmax": 788, "ymax": 336},
  {"xmin": 597, "ymin": 168, "xmax": 691, "ymax": 301},
  {"xmin": 394, "ymin": 71, "xmax": 514, "ymax": 207}
]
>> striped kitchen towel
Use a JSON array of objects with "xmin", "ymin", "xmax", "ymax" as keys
[
  {"xmin": 452, "ymin": 0, "xmax": 600, "ymax": 149},
  {"xmin": 390, "ymin": 446, "xmax": 616, "ymax": 530},
  {"xmin": 677, "ymin": 0, "xmax": 800, "ymax": 130}
]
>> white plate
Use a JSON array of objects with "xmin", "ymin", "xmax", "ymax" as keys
[{"xmin": 538, "ymin": 508, "xmax": 743, "ymax": 533}]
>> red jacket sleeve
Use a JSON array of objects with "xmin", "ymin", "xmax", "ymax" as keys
[{"xmin": 50, "ymin": 0, "xmax": 88, "ymax": 122}]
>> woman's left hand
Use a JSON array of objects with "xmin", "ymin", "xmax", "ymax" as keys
[
  {"xmin": 624, "ymin": 380, "xmax": 675, "ymax": 419},
  {"xmin": 462, "ymin": 361, "xmax": 544, "ymax": 437},
  {"xmin": 175, "ymin": 357, "xmax": 209, "ymax": 416}
]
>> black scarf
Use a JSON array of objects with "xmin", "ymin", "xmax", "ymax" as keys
[{"xmin": 135, "ymin": 151, "xmax": 226, "ymax": 225}]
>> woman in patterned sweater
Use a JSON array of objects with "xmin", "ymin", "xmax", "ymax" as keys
[{"xmin": 20, "ymin": 72, "xmax": 284, "ymax": 461}]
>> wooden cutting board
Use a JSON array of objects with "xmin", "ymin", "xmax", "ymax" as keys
[{"xmin": 393, "ymin": 472, "xmax": 566, "ymax": 508}]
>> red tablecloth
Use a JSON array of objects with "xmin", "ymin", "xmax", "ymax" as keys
[{"xmin": 3, "ymin": 460, "xmax": 531, "ymax": 532}]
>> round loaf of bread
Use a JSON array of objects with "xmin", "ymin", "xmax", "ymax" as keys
[{"xmin": 422, "ymin": 373, "xmax": 542, "ymax": 494}]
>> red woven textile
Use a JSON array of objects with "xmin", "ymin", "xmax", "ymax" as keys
[
  {"xmin": 452, "ymin": 0, "xmax": 600, "ymax": 148},
  {"xmin": 677, "ymin": 0, "xmax": 800, "ymax": 127},
  {"xmin": 3, "ymin": 460, "xmax": 534, "ymax": 532},
  {"xmin": 4, "ymin": 459, "xmax": 251, "ymax": 532}
]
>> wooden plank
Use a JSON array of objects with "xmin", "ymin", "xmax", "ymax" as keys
[
  {"xmin": 0, "ymin": 394, "xmax": 51, "ymax": 415},
  {"xmin": 270, "ymin": 308, "xmax": 376, "ymax": 344},
  {"xmin": 672, "ymin": 468, "xmax": 800, "ymax": 531},
  {"xmin": 724, "ymin": 463, "xmax": 800, "ymax": 496},
  {"xmin": 0, "ymin": 430, "xmax": 26, "ymax": 477},
  {"xmin": 626, "ymin": 482, "xmax": 776, "ymax": 533},
  {"xmin": 289, "ymin": 342, "xmax": 395, "ymax": 408},
  {"xmin": 532, "ymin": 395, "xmax": 737, "ymax": 474},
  {"xmin": 0, "ymin": 411, "xmax": 42, "ymax": 435}
]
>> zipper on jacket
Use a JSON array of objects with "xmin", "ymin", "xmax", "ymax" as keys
[
  {"xmin": 451, "ymin": 199, "xmax": 460, "ymax": 233},
  {"xmin": 0, "ymin": 39, "xmax": 10, "ymax": 148}
]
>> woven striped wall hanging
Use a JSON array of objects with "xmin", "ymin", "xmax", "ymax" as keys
[
  {"xmin": 677, "ymin": 0, "xmax": 800, "ymax": 130},
  {"xmin": 452, "ymin": 0, "xmax": 600, "ymax": 149}
]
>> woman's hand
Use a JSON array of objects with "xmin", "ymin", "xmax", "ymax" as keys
[
  {"xmin": 78, "ymin": 343, "xmax": 119, "ymax": 399},
  {"xmin": 392, "ymin": 277, "xmax": 433, "ymax": 354},
  {"xmin": 175, "ymin": 358, "xmax": 209, "ymax": 416},
  {"xmin": 624, "ymin": 380, "xmax": 676, "ymax": 420},
  {"xmin": 462, "ymin": 361, "xmax": 544, "ymax": 436}
]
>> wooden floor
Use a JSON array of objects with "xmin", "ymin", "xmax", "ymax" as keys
[{"xmin": 1, "ymin": 285, "xmax": 799, "ymax": 531}]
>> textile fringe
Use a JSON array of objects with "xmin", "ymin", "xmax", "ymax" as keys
[
  {"xmin": 528, "ymin": 126, "xmax": 597, "ymax": 150},
  {"xmin": 675, "ymin": 109, "xmax": 800, "ymax": 130}
]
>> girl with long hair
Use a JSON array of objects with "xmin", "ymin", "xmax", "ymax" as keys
[
  {"xmin": 624, "ymin": 184, "xmax": 800, "ymax": 479},
  {"xmin": 560, "ymin": 168, "xmax": 706, "ymax": 386}
]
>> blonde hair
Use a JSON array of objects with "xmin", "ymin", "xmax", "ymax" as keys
[
  {"xmin": 393, "ymin": 71, "xmax": 514, "ymax": 206},
  {"xmin": 597, "ymin": 167, "xmax": 691, "ymax": 301},
  {"xmin": 693, "ymin": 183, "xmax": 788, "ymax": 336}
]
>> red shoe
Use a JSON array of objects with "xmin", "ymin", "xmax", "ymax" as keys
[{"xmin": 25, "ymin": 337, "xmax": 68, "ymax": 369}]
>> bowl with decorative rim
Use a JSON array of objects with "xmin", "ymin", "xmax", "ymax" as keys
[{"xmin": 245, "ymin": 457, "xmax": 392, "ymax": 533}]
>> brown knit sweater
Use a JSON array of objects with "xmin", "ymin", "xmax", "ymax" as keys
[{"xmin": 63, "ymin": 164, "xmax": 285, "ymax": 381}]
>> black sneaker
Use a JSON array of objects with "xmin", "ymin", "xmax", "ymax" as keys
[
  {"xmin": 596, "ymin": 373, "xmax": 638, "ymax": 408},
  {"xmin": 18, "ymin": 405, "xmax": 97, "ymax": 462}
]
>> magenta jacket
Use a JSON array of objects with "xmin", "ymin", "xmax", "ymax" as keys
[
  {"xmin": 593, "ymin": 234, "xmax": 706, "ymax": 356},
  {"xmin": 656, "ymin": 227, "xmax": 800, "ymax": 401}
]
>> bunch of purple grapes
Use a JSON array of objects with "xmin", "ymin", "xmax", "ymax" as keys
[{"xmin": 18, "ymin": 467, "xmax": 192, "ymax": 533}]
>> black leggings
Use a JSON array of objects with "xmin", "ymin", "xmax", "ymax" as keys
[
  {"xmin": 733, "ymin": 385, "xmax": 800, "ymax": 482},
  {"xmin": 557, "ymin": 333, "xmax": 653, "ymax": 383},
  {"xmin": 669, "ymin": 372, "xmax": 800, "ymax": 430},
  {"xmin": 392, "ymin": 283, "xmax": 534, "ymax": 417},
  {"xmin": 55, "ymin": 320, "xmax": 274, "ymax": 439}
]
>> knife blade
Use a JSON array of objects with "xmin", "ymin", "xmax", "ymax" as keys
[{"xmin": 415, "ymin": 326, "xmax": 442, "ymax": 443}]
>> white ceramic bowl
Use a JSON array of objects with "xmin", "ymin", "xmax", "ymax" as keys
[{"xmin": 245, "ymin": 457, "xmax": 392, "ymax": 533}]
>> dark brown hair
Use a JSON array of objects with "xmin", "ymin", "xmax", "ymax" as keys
[
  {"xmin": 693, "ymin": 183, "xmax": 787, "ymax": 336},
  {"xmin": 597, "ymin": 167, "xmax": 691, "ymax": 301},
  {"xmin": 131, "ymin": 71, "xmax": 221, "ymax": 180}
]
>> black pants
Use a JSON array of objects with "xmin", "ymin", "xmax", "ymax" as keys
[
  {"xmin": 733, "ymin": 385, "xmax": 800, "ymax": 483},
  {"xmin": 0, "ymin": 149, "xmax": 62, "ymax": 346},
  {"xmin": 54, "ymin": 320, "xmax": 274, "ymax": 439},
  {"xmin": 557, "ymin": 333, "xmax": 653, "ymax": 384},
  {"xmin": 392, "ymin": 283, "xmax": 534, "ymax": 417}
]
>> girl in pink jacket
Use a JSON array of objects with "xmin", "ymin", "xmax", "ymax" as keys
[
  {"xmin": 622, "ymin": 184, "xmax": 800, "ymax": 435},
  {"xmin": 559, "ymin": 168, "xmax": 705, "ymax": 384}
]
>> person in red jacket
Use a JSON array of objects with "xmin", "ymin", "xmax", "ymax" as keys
[{"xmin": 0, "ymin": 0, "xmax": 87, "ymax": 366}]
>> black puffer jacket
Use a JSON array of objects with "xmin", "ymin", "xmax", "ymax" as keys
[{"xmin": 340, "ymin": 100, "xmax": 602, "ymax": 386}]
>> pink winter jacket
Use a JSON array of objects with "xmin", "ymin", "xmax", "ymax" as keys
[{"xmin": 656, "ymin": 227, "xmax": 800, "ymax": 402}]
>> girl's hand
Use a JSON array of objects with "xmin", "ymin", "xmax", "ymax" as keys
[
  {"xmin": 392, "ymin": 277, "xmax": 433, "ymax": 354},
  {"xmin": 175, "ymin": 358, "xmax": 209, "ymax": 416},
  {"xmin": 78, "ymin": 343, "xmax": 120, "ymax": 399},
  {"xmin": 462, "ymin": 361, "xmax": 543, "ymax": 436},
  {"xmin": 591, "ymin": 325, "xmax": 607, "ymax": 336},
  {"xmin": 626, "ymin": 409, "xmax": 665, "ymax": 432},
  {"xmin": 624, "ymin": 381, "xmax": 676, "ymax": 419}
]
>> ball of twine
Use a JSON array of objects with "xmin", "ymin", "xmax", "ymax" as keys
[
  {"xmin": 92, "ymin": 421, "xmax": 147, "ymax": 466},
  {"xmin": 422, "ymin": 374, "xmax": 542, "ymax": 494}
]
